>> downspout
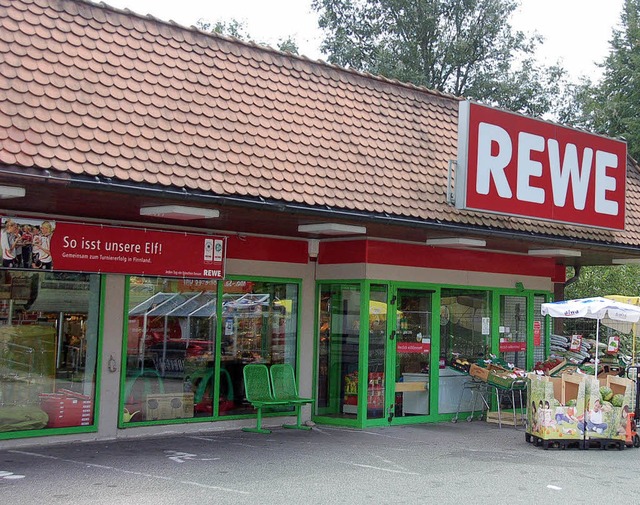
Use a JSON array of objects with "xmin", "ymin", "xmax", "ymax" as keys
[
  {"xmin": 554, "ymin": 264, "xmax": 581, "ymax": 302},
  {"xmin": 553, "ymin": 265, "xmax": 581, "ymax": 334},
  {"xmin": 563, "ymin": 265, "xmax": 581, "ymax": 291}
]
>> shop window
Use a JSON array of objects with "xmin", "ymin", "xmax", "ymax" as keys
[
  {"xmin": 125, "ymin": 277, "xmax": 218, "ymax": 423},
  {"xmin": 440, "ymin": 289, "xmax": 491, "ymax": 365},
  {"xmin": 367, "ymin": 285, "xmax": 387, "ymax": 420},
  {"xmin": 533, "ymin": 294, "xmax": 547, "ymax": 364},
  {"xmin": 219, "ymin": 280, "xmax": 299, "ymax": 417},
  {"xmin": 499, "ymin": 295, "xmax": 528, "ymax": 369},
  {"xmin": 123, "ymin": 277, "xmax": 300, "ymax": 423},
  {"xmin": 316, "ymin": 283, "xmax": 361, "ymax": 418},
  {"xmin": 0, "ymin": 270, "xmax": 101, "ymax": 435}
]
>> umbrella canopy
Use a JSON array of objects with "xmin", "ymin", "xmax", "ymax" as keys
[
  {"xmin": 541, "ymin": 297, "xmax": 640, "ymax": 377},
  {"xmin": 541, "ymin": 297, "xmax": 640, "ymax": 322},
  {"xmin": 603, "ymin": 296, "xmax": 640, "ymax": 361}
]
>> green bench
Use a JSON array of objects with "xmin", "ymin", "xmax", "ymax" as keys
[{"xmin": 242, "ymin": 363, "xmax": 313, "ymax": 434}]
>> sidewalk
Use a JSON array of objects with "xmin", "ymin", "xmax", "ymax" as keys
[{"xmin": 1, "ymin": 421, "xmax": 638, "ymax": 504}]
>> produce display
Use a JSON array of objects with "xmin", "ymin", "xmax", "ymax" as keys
[
  {"xmin": 449, "ymin": 356, "xmax": 471, "ymax": 373},
  {"xmin": 533, "ymin": 357, "xmax": 565, "ymax": 374},
  {"xmin": 526, "ymin": 372, "xmax": 634, "ymax": 449},
  {"xmin": 468, "ymin": 356, "xmax": 526, "ymax": 388}
]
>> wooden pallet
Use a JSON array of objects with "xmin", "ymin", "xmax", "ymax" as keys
[{"xmin": 485, "ymin": 411, "xmax": 525, "ymax": 427}]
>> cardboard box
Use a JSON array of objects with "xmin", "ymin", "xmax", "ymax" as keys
[
  {"xmin": 583, "ymin": 375, "xmax": 633, "ymax": 442},
  {"xmin": 527, "ymin": 374, "xmax": 585, "ymax": 441},
  {"xmin": 144, "ymin": 393, "xmax": 194, "ymax": 421},
  {"xmin": 561, "ymin": 373, "xmax": 586, "ymax": 405}
]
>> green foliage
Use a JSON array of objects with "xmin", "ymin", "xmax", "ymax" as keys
[
  {"xmin": 565, "ymin": 265, "xmax": 640, "ymax": 300},
  {"xmin": 195, "ymin": 19, "xmax": 300, "ymax": 54},
  {"xmin": 563, "ymin": 0, "xmax": 640, "ymax": 160},
  {"xmin": 311, "ymin": 0, "xmax": 566, "ymax": 116}
]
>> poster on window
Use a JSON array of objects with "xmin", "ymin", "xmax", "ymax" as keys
[
  {"xmin": 1, "ymin": 216, "xmax": 226, "ymax": 279},
  {"xmin": 499, "ymin": 339, "xmax": 526, "ymax": 352}
]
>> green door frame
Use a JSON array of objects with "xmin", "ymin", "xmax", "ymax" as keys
[
  {"xmin": 365, "ymin": 281, "xmax": 439, "ymax": 427},
  {"xmin": 312, "ymin": 280, "xmax": 553, "ymax": 429}
]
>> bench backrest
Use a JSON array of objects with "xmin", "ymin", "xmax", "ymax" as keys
[
  {"xmin": 243, "ymin": 363, "xmax": 275, "ymax": 403},
  {"xmin": 270, "ymin": 363, "xmax": 299, "ymax": 401}
]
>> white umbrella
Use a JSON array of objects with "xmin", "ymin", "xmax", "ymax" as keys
[{"xmin": 541, "ymin": 297, "xmax": 640, "ymax": 377}]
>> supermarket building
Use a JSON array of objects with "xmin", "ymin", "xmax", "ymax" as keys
[{"xmin": 1, "ymin": 0, "xmax": 640, "ymax": 447}]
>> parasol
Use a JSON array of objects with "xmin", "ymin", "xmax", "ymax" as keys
[
  {"xmin": 541, "ymin": 297, "xmax": 640, "ymax": 377},
  {"xmin": 603, "ymin": 295, "xmax": 640, "ymax": 362}
]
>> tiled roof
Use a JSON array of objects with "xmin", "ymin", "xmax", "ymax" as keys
[{"xmin": 1, "ymin": 0, "xmax": 640, "ymax": 245}]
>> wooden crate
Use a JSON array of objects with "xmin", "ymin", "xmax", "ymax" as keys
[{"xmin": 469, "ymin": 363, "xmax": 489, "ymax": 382}]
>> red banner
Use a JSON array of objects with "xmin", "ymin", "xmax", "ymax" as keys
[
  {"xmin": 396, "ymin": 341, "xmax": 430, "ymax": 354},
  {"xmin": 499, "ymin": 340, "xmax": 526, "ymax": 353},
  {"xmin": 1, "ymin": 217, "xmax": 226, "ymax": 279}
]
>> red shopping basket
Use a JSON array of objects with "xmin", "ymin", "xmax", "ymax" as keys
[{"xmin": 39, "ymin": 389, "xmax": 94, "ymax": 428}]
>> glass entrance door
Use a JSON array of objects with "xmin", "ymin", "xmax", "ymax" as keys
[
  {"xmin": 391, "ymin": 288, "xmax": 433, "ymax": 421},
  {"xmin": 499, "ymin": 295, "xmax": 528, "ymax": 369}
]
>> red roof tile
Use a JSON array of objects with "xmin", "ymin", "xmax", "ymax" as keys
[{"xmin": 1, "ymin": 0, "xmax": 640, "ymax": 247}]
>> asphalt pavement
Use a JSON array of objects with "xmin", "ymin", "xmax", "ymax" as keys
[{"xmin": 1, "ymin": 421, "xmax": 638, "ymax": 504}]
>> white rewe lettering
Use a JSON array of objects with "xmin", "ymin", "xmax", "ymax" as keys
[
  {"xmin": 460, "ymin": 102, "xmax": 626, "ymax": 229},
  {"xmin": 517, "ymin": 132, "xmax": 545, "ymax": 204},
  {"xmin": 547, "ymin": 140, "xmax": 593, "ymax": 210},
  {"xmin": 476, "ymin": 122, "xmax": 512, "ymax": 198},
  {"xmin": 475, "ymin": 122, "xmax": 620, "ymax": 215},
  {"xmin": 595, "ymin": 150, "xmax": 618, "ymax": 215}
]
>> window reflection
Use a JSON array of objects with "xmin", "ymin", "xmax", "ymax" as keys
[
  {"xmin": 440, "ymin": 289, "xmax": 491, "ymax": 365},
  {"xmin": 124, "ymin": 277, "xmax": 299, "ymax": 423},
  {"xmin": 0, "ymin": 271, "xmax": 100, "ymax": 433}
]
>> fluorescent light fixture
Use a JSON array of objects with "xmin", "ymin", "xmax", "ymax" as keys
[
  {"xmin": 0, "ymin": 185, "xmax": 25, "ymax": 199},
  {"xmin": 140, "ymin": 205, "xmax": 219, "ymax": 220},
  {"xmin": 527, "ymin": 248, "xmax": 581, "ymax": 257},
  {"xmin": 426, "ymin": 237, "xmax": 486, "ymax": 248},
  {"xmin": 612, "ymin": 258, "xmax": 640, "ymax": 265},
  {"xmin": 297, "ymin": 223, "xmax": 366, "ymax": 235}
]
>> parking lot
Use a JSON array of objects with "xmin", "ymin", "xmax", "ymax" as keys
[{"xmin": 1, "ymin": 421, "xmax": 638, "ymax": 504}]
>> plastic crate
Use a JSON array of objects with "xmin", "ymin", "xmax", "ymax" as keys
[{"xmin": 39, "ymin": 389, "xmax": 94, "ymax": 428}]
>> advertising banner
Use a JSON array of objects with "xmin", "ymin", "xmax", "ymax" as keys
[
  {"xmin": 456, "ymin": 101, "xmax": 627, "ymax": 230},
  {"xmin": 0, "ymin": 217, "xmax": 226, "ymax": 279}
]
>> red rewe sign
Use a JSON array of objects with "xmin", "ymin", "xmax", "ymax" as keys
[
  {"xmin": 456, "ymin": 101, "xmax": 627, "ymax": 230},
  {"xmin": 1, "ymin": 217, "xmax": 226, "ymax": 279}
]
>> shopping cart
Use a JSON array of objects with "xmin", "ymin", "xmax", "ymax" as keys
[{"xmin": 452, "ymin": 377, "xmax": 491, "ymax": 423}]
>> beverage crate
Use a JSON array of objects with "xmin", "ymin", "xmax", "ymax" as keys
[{"xmin": 39, "ymin": 389, "xmax": 94, "ymax": 428}]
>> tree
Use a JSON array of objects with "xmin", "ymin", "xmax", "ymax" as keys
[
  {"xmin": 196, "ymin": 19, "xmax": 299, "ymax": 54},
  {"xmin": 563, "ymin": 0, "xmax": 640, "ymax": 160},
  {"xmin": 311, "ymin": 0, "xmax": 565, "ymax": 117},
  {"xmin": 565, "ymin": 265, "xmax": 640, "ymax": 300}
]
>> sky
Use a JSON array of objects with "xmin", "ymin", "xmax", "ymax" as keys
[{"xmin": 103, "ymin": 0, "xmax": 624, "ymax": 82}]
